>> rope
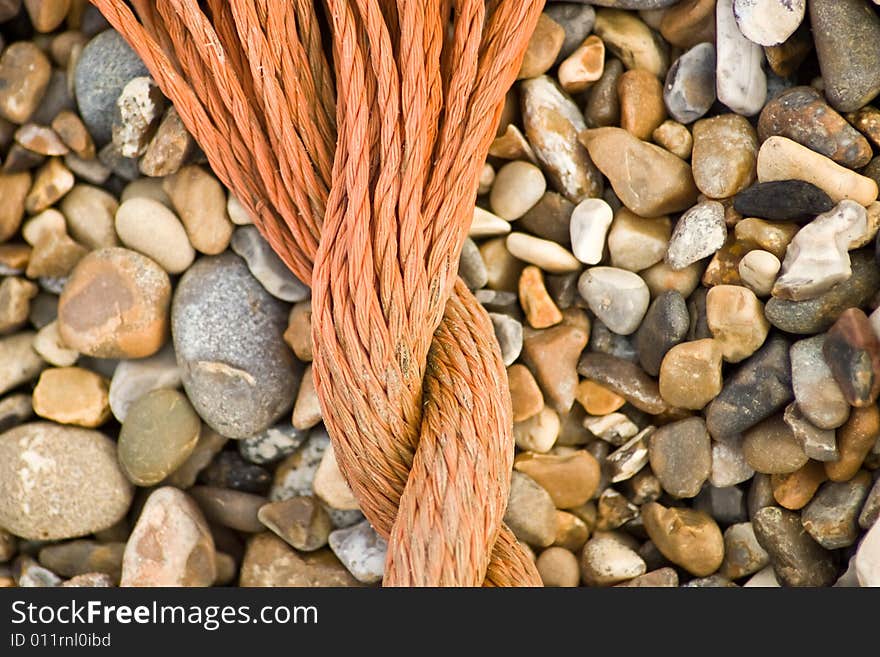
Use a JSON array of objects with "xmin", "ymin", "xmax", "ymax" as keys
[{"xmin": 90, "ymin": 0, "xmax": 544, "ymax": 587}]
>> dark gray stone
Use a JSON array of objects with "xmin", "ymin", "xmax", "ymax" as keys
[
  {"xmin": 802, "ymin": 471, "xmax": 872, "ymax": 549},
  {"xmin": 544, "ymin": 3, "xmax": 596, "ymax": 63},
  {"xmin": 199, "ymin": 452, "xmax": 272, "ymax": 495},
  {"xmin": 518, "ymin": 192, "xmax": 574, "ymax": 246},
  {"xmin": 752, "ymin": 506, "xmax": 837, "ymax": 587},
  {"xmin": 634, "ymin": 290, "xmax": 689, "ymax": 376},
  {"xmin": 663, "ymin": 43, "xmax": 716, "ymax": 124},
  {"xmin": 648, "ymin": 417, "xmax": 711, "ymax": 499},
  {"xmin": 589, "ymin": 319, "xmax": 639, "ymax": 363},
  {"xmin": 733, "ymin": 180, "xmax": 835, "ymax": 222},
  {"xmin": 693, "ymin": 485, "xmax": 748, "ymax": 527}
]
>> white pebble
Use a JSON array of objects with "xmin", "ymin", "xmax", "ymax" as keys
[
  {"xmin": 738, "ymin": 249, "xmax": 780, "ymax": 297},
  {"xmin": 570, "ymin": 198, "xmax": 613, "ymax": 265},
  {"xmin": 578, "ymin": 266, "xmax": 650, "ymax": 335},
  {"xmin": 665, "ymin": 201, "xmax": 727, "ymax": 271},
  {"xmin": 733, "ymin": 0, "xmax": 805, "ymax": 47},
  {"xmin": 227, "ymin": 193, "xmax": 254, "ymax": 226},
  {"xmin": 470, "ymin": 206, "xmax": 511, "ymax": 238},
  {"xmin": 506, "ymin": 232, "xmax": 581, "ymax": 273},
  {"xmin": 328, "ymin": 520, "xmax": 387, "ymax": 584},
  {"xmin": 716, "ymin": 0, "xmax": 767, "ymax": 116}
]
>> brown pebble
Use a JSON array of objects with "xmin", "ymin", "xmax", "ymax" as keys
[
  {"xmin": 618, "ymin": 69, "xmax": 666, "ymax": 141},
  {"xmin": 517, "ymin": 13, "xmax": 565, "ymax": 80},
  {"xmin": 0, "ymin": 243, "xmax": 31, "ymax": 272},
  {"xmin": 691, "ymin": 114, "xmax": 759, "ymax": 200},
  {"xmin": 658, "ymin": 338, "xmax": 723, "ymax": 410},
  {"xmin": 826, "ymin": 405, "xmax": 880, "ymax": 482},
  {"xmin": 25, "ymin": 0, "xmax": 71, "ymax": 33},
  {"xmin": 743, "ymin": 414, "xmax": 809, "ymax": 474},
  {"xmin": 536, "ymin": 547, "xmax": 580, "ymax": 587},
  {"xmin": 734, "ymin": 218, "xmax": 798, "ymax": 260},
  {"xmin": 508, "ymin": 363, "xmax": 544, "ymax": 422},
  {"xmin": 519, "ymin": 265, "xmax": 562, "ymax": 329},
  {"xmin": 140, "ymin": 106, "xmax": 194, "ymax": 177},
  {"xmin": 0, "ymin": 42, "xmax": 51, "ymax": 124},
  {"xmin": 189, "ymin": 486, "xmax": 266, "ymax": 534},
  {"xmin": 0, "ymin": 276, "xmax": 37, "ymax": 335},
  {"xmin": 15, "ymin": 123, "xmax": 68, "ymax": 156},
  {"xmin": 575, "ymin": 379, "xmax": 625, "ymax": 416},
  {"xmin": 585, "ymin": 58, "xmax": 623, "ymax": 128},
  {"xmin": 771, "ymin": 460, "xmax": 827, "ymax": 510},
  {"xmin": 823, "ymin": 308, "xmax": 880, "ymax": 408},
  {"xmin": 0, "ymin": 171, "xmax": 31, "ymax": 242},
  {"xmin": 660, "ymin": 0, "xmax": 716, "ymax": 49},
  {"xmin": 257, "ymin": 496, "xmax": 332, "ymax": 552},
  {"xmin": 513, "ymin": 450, "xmax": 601, "ymax": 509},
  {"xmin": 763, "ymin": 22, "xmax": 813, "ymax": 78},
  {"xmin": 284, "ymin": 300, "xmax": 312, "ymax": 362},
  {"xmin": 239, "ymin": 533, "xmax": 360, "ymax": 587},
  {"xmin": 58, "ymin": 247, "xmax": 171, "ymax": 359},
  {"xmin": 652, "ymin": 120, "xmax": 693, "ymax": 160},
  {"xmin": 553, "ymin": 510, "xmax": 590, "ymax": 552},
  {"xmin": 642, "ymin": 502, "xmax": 724, "ymax": 577},
  {"xmin": 51, "ymin": 110, "xmax": 95, "ymax": 159},
  {"xmin": 615, "ymin": 567, "xmax": 679, "ymax": 587},
  {"xmin": 25, "ymin": 157, "xmax": 74, "ymax": 214}
]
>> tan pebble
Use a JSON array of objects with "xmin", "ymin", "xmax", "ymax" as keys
[
  {"xmin": 738, "ymin": 249, "xmax": 781, "ymax": 297},
  {"xmin": 22, "ymin": 208, "xmax": 66, "ymax": 244},
  {"xmin": 642, "ymin": 502, "xmax": 724, "ymax": 576},
  {"xmin": 477, "ymin": 163, "xmax": 495, "ymax": 196},
  {"xmin": 658, "ymin": 338, "xmax": 723, "ymax": 410},
  {"xmin": 700, "ymin": 240, "xmax": 748, "ymax": 287},
  {"xmin": 519, "ymin": 265, "xmax": 563, "ymax": 329},
  {"xmin": 14, "ymin": 123, "xmax": 68, "ymax": 156},
  {"xmin": 0, "ymin": 276, "xmax": 38, "ymax": 335},
  {"xmin": 121, "ymin": 487, "xmax": 215, "ymax": 586},
  {"xmin": 490, "ymin": 161, "xmax": 546, "ymax": 221},
  {"xmin": 312, "ymin": 445, "xmax": 359, "ymax": 511},
  {"xmin": 506, "ymin": 232, "xmax": 581, "ymax": 274},
  {"xmin": 553, "ymin": 510, "xmax": 590, "ymax": 552},
  {"xmin": 504, "ymin": 471, "xmax": 558, "ymax": 547},
  {"xmin": 284, "ymin": 300, "xmax": 313, "ymax": 362},
  {"xmin": 618, "ymin": 69, "xmax": 666, "ymax": 141},
  {"xmin": 60, "ymin": 184, "xmax": 119, "ymax": 249},
  {"xmin": 120, "ymin": 176, "xmax": 172, "ymax": 207},
  {"xmin": 0, "ymin": 171, "xmax": 31, "ymax": 241},
  {"xmin": 607, "ymin": 207, "xmax": 671, "ymax": 272},
  {"xmin": 240, "ymin": 533, "xmax": 360, "ymax": 587},
  {"xmin": 827, "ymin": 406, "xmax": 880, "ymax": 482},
  {"xmin": 537, "ymin": 547, "xmax": 580, "ymax": 587},
  {"xmin": 480, "ymin": 236, "xmax": 525, "ymax": 291},
  {"xmin": 771, "ymin": 460, "xmax": 827, "ymax": 510},
  {"xmin": 50, "ymin": 31, "xmax": 88, "ymax": 68},
  {"xmin": 257, "ymin": 496, "xmax": 332, "ymax": 552},
  {"xmin": 32, "ymin": 366, "xmax": 110, "ymax": 428},
  {"xmin": 24, "ymin": 0, "xmax": 71, "ymax": 33},
  {"xmin": 757, "ymin": 136, "xmax": 878, "ymax": 206},
  {"xmin": 518, "ymin": 13, "xmax": 565, "ymax": 80},
  {"xmin": 558, "ymin": 34, "xmax": 605, "ymax": 94},
  {"xmin": 58, "ymin": 247, "xmax": 171, "ymax": 359},
  {"xmin": 25, "ymin": 158, "xmax": 74, "ymax": 214},
  {"xmin": 226, "ymin": 193, "xmax": 253, "ymax": 225},
  {"xmin": 513, "ymin": 450, "xmax": 601, "ymax": 509},
  {"xmin": 743, "ymin": 414, "xmax": 809, "ymax": 474},
  {"xmin": 488, "ymin": 124, "xmax": 537, "ymax": 162},
  {"xmin": 51, "ymin": 109, "xmax": 95, "ymax": 159},
  {"xmin": 594, "ymin": 8, "xmax": 669, "ymax": 78},
  {"xmin": 25, "ymin": 229, "xmax": 87, "ymax": 279},
  {"xmin": 652, "ymin": 120, "xmax": 693, "ymax": 159},
  {"xmin": 575, "ymin": 379, "xmax": 625, "ymax": 416},
  {"xmin": 292, "ymin": 365, "xmax": 322, "ymax": 430},
  {"xmin": 508, "ymin": 363, "xmax": 544, "ymax": 423},
  {"xmin": 32, "ymin": 320, "xmax": 77, "ymax": 367},
  {"xmin": 0, "ymin": 243, "xmax": 31, "ymax": 271},
  {"xmin": 692, "ymin": 114, "xmax": 758, "ymax": 199},
  {"xmin": 706, "ymin": 285, "xmax": 770, "ymax": 362},
  {"xmin": 115, "ymin": 197, "xmax": 194, "ymax": 274},
  {"xmin": 0, "ymin": 42, "xmax": 51, "ymax": 124},
  {"xmin": 514, "ymin": 406, "xmax": 560, "ymax": 453},
  {"xmin": 641, "ymin": 259, "xmax": 702, "ymax": 299},
  {"xmin": 660, "ymin": 0, "xmax": 717, "ymax": 49},
  {"xmin": 470, "ymin": 206, "xmax": 511, "ymax": 238},
  {"xmin": 140, "ymin": 106, "xmax": 193, "ymax": 177},
  {"xmin": 163, "ymin": 165, "xmax": 234, "ymax": 254}
]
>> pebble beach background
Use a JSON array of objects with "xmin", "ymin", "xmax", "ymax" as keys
[{"xmin": 0, "ymin": 0, "xmax": 879, "ymax": 588}]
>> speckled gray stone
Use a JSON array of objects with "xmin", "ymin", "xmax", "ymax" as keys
[
  {"xmin": 489, "ymin": 312, "xmax": 523, "ymax": 366},
  {"xmin": 663, "ymin": 42, "xmax": 716, "ymax": 124},
  {"xmin": 172, "ymin": 253, "xmax": 300, "ymax": 438},
  {"xmin": 545, "ymin": 3, "xmax": 596, "ymax": 63},
  {"xmin": 239, "ymin": 422, "xmax": 308, "ymax": 465},
  {"xmin": 74, "ymin": 30, "xmax": 150, "ymax": 145},
  {"xmin": 230, "ymin": 226, "xmax": 309, "ymax": 302}
]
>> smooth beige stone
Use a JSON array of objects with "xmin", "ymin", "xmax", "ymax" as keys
[
  {"xmin": 559, "ymin": 34, "xmax": 605, "ymax": 94},
  {"xmin": 658, "ymin": 338, "xmax": 723, "ymax": 410},
  {"xmin": 32, "ymin": 366, "xmax": 110, "ymax": 428},
  {"xmin": 706, "ymin": 284, "xmax": 770, "ymax": 362},
  {"xmin": 506, "ymin": 232, "xmax": 581, "ymax": 273}
]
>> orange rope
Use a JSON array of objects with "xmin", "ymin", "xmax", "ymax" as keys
[{"xmin": 90, "ymin": 0, "xmax": 544, "ymax": 587}]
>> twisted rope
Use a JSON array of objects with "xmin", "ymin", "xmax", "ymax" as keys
[{"xmin": 91, "ymin": 0, "xmax": 544, "ymax": 586}]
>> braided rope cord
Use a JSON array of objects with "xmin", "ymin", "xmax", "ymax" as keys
[{"xmin": 90, "ymin": 0, "xmax": 544, "ymax": 586}]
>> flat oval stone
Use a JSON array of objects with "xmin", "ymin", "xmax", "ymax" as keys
[
  {"xmin": 115, "ymin": 197, "xmax": 195, "ymax": 274},
  {"xmin": 822, "ymin": 307, "xmax": 880, "ymax": 407},
  {"xmin": 733, "ymin": 180, "xmax": 835, "ymax": 222},
  {"xmin": 648, "ymin": 417, "xmax": 711, "ymax": 498},
  {"xmin": 789, "ymin": 335, "xmax": 850, "ymax": 430},
  {"xmin": 634, "ymin": 290, "xmax": 689, "ymax": 376},
  {"xmin": 705, "ymin": 334, "xmax": 793, "ymax": 441},
  {"xmin": 578, "ymin": 267, "xmax": 649, "ymax": 335},
  {"xmin": 172, "ymin": 253, "xmax": 299, "ymax": 438},
  {"xmin": 0, "ymin": 422, "xmax": 133, "ymax": 540},
  {"xmin": 716, "ymin": 0, "xmax": 767, "ymax": 116},
  {"xmin": 663, "ymin": 42, "xmax": 716, "ymax": 125},
  {"xmin": 757, "ymin": 86, "xmax": 872, "ymax": 169},
  {"xmin": 742, "ymin": 414, "xmax": 809, "ymax": 474}
]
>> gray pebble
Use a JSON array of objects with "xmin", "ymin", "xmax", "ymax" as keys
[
  {"xmin": 648, "ymin": 417, "xmax": 711, "ymax": 498},
  {"xmin": 634, "ymin": 290, "xmax": 688, "ymax": 376},
  {"xmin": 752, "ymin": 506, "xmax": 837, "ymax": 587},
  {"xmin": 458, "ymin": 238, "xmax": 488, "ymax": 290},
  {"xmin": 802, "ymin": 471, "xmax": 872, "ymax": 549},
  {"xmin": 544, "ymin": 3, "xmax": 596, "ymax": 63},
  {"xmin": 230, "ymin": 226, "xmax": 309, "ymax": 302},
  {"xmin": 663, "ymin": 43, "xmax": 716, "ymax": 124},
  {"xmin": 489, "ymin": 312, "xmax": 523, "ymax": 366},
  {"xmin": 239, "ymin": 422, "xmax": 308, "ymax": 465},
  {"xmin": 693, "ymin": 485, "xmax": 748, "ymax": 526}
]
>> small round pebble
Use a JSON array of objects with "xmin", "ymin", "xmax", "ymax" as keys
[
  {"xmin": 490, "ymin": 161, "xmax": 546, "ymax": 221},
  {"xmin": 578, "ymin": 267, "xmax": 649, "ymax": 335},
  {"xmin": 115, "ymin": 197, "xmax": 195, "ymax": 274}
]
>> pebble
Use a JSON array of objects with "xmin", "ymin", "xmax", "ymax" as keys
[
  {"xmin": 121, "ymin": 176, "xmax": 171, "ymax": 207},
  {"xmin": 519, "ymin": 192, "xmax": 573, "ymax": 246},
  {"xmin": 518, "ymin": 13, "xmax": 565, "ymax": 80},
  {"xmin": 771, "ymin": 460, "xmax": 827, "ymax": 510},
  {"xmin": 734, "ymin": 181, "xmax": 834, "ymax": 223},
  {"xmin": 706, "ymin": 285, "xmax": 769, "ymax": 363},
  {"xmin": 658, "ymin": 338, "xmax": 723, "ymax": 410},
  {"xmin": 773, "ymin": 201, "xmax": 866, "ymax": 301},
  {"xmin": 163, "ymin": 165, "xmax": 234, "ymax": 255},
  {"xmin": 0, "ymin": 42, "xmax": 51, "ymax": 124},
  {"xmin": 649, "ymin": 417, "xmax": 711, "ymax": 498},
  {"xmin": 738, "ymin": 250, "xmax": 780, "ymax": 297},
  {"xmin": 580, "ymin": 536, "xmax": 646, "ymax": 586},
  {"xmin": 490, "ymin": 123, "xmax": 536, "ymax": 162},
  {"xmin": 589, "ymin": 319, "xmax": 639, "ymax": 363},
  {"xmin": 25, "ymin": 157, "xmax": 74, "ymax": 214},
  {"xmin": 849, "ymin": 106, "xmax": 880, "ymax": 150},
  {"xmin": 743, "ymin": 564, "xmax": 781, "ymax": 587},
  {"xmin": 634, "ymin": 291, "xmax": 689, "ymax": 376},
  {"xmin": 172, "ymin": 253, "xmax": 298, "ymax": 438},
  {"xmin": 513, "ymin": 451, "xmax": 600, "ymax": 509},
  {"xmin": 757, "ymin": 136, "xmax": 878, "ymax": 206},
  {"xmin": 74, "ymin": 29, "xmax": 149, "ymax": 145},
  {"xmin": 545, "ymin": 4, "xmax": 596, "ymax": 63},
  {"xmin": 578, "ymin": 267, "xmax": 649, "ymax": 335},
  {"xmin": 715, "ymin": 0, "xmax": 767, "ymax": 116},
  {"xmin": 520, "ymin": 76, "xmax": 602, "ymax": 202},
  {"xmin": 615, "ymin": 567, "xmax": 679, "ymax": 587},
  {"xmin": 0, "ymin": 394, "xmax": 31, "ymax": 434},
  {"xmin": 719, "ymin": 522, "xmax": 770, "ymax": 580},
  {"xmin": 691, "ymin": 115, "xmax": 758, "ymax": 199},
  {"xmin": 758, "ymin": 87, "xmax": 872, "ymax": 170},
  {"xmin": 766, "ymin": 250, "xmax": 880, "ymax": 334},
  {"xmin": 856, "ymin": 518, "xmax": 880, "ymax": 586},
  {"xmin": 558, "ymin": 35, "xmax": 605, "ymax": 95},
  {"xmin": 802, "ymin": 471, "xmax": 872, "ymax": 549},
  {"xmin": 117, "ymin": 388, "xmax": 201, "ymax": 486},
  {"xmin": 15, "ymin": 556, "xmax": 62, "ymax": 587},
  {"xmin": 292, "ymin": 365, "xmax": 321, "ymax": 430},
  {"xmin": 284, "ymin": 301, "xmax": 313, "ymax": 362},
  {"xmin": 752, "ymin": 506, "xmax": 836, "ymax": 587},
  {"xmin": 15, "ymin": 123, "xmax": 68, "ymax": 156},
  {"xmin": 642, "ymin": 502, "xmax": 724, "ymax": 576},
  {"xmin": 268, "ymin": 430, "xmax": 329, "ymax": 501},
  {"xmin": 140, "ymin": 106, "xmax": 193, "ymax": 177},
  {"xmin": 711, "ymin": 439, "xmax": 756, "ymax": 488},
  {"xmin": 328, "ymin": 520, "xmax": 387, "ymax": 584},
  {"xmin": 860, "ymin": 478, "xmax": 880, "ymax": 530},
  {"xmin": 593, "ymin": 8, "xmax": 669, "ymax": 78},
  {"xmin": 0, "ymin": 331, "xmax": 45, "ymax": 396},
  {"xmin": 239, "ymin": 533, "xmax": 358, "ymax": 587},
  {"xmin": 513, "ymin": 406, "xmax": 559, "ymax": 453},
  {"xmin": 313, "ymin": 445, "xmax": 359, "ymax": 511},
  {"xmin": 522, "ymin": 309, "xmax": 589, "ymax": 414},
  {"xmin": 743, "ymin": 414, "xmax": 809, "ymax": 474},
  {"xmin": 823, "ymin": 308, "xmax": 880, "ymax": 407},
  {"xmin": 188, "ymin": 486, "xmax": 266, "ymax": 534},
  {"xmin": 115, "ymin": 197, "xmax": 195, "ymax": 274},
  {"xmin": 607, "ymin": 208, "xmax": 671, "ymax": 273},
  {"xmin": 537, "ymin": 546, "xmax": 580, "ymax": 587},
  {"xmin": 459, "ymin": 238, "xmax": 488, "ymax": 290},
  {"xmin": 826, "ymin": 406, "xmax": 880, "ymax": 482},
  {"xmin": 165, "ymin": 428, "xmax": 226, "ymax": 496},
  {"xmin": 489, "ymin": 312, "xmax": 523, "ymax": 366},
  {"xmin": 230, "ymin": 226, "xmax": 308, "ymax": 302},
  {"xmin": 504, "ymin": 471, "xmax": 557, "ymax": 547},
  {"xmin": 506, "ymin": 232, "xmax": 580, "ymax": 274},
  {"xmin": 0, "ymin": 422, "xmax": 132, "ymax": 540},
  {"xmin": 258, "ymin": 496, "xmax": 332, "ymax": 552},
  {"xmin": 783, "ymin": 403, "xmax": 839, "ymax": 463},
  {"xmin": 618, "ymin": 69, "xmax": 665, "ymax": 141},
  {"xmin": 554, "ymin": 510, "xmax": 590, "ymax": 552},
  {"xmin": 570, "ymin": 198, "xmax": 612, "ymax": 265},
  {"xmin": 660, "ymin": 0, "xmax": 716, "ymax": 49},
  {"xmin": 0, "ymin": 171, "xmax": 30, "ymax": 242},
  {"xmin": 663, "ymin": 43, "xmax": 716, "ymax": 125},
  {"xmin": 582, "ymin": 127, "xmax": 698, "ymax": 217},
  {"xmin": 57, "ymin": 247, "xmax": 171, "ymax": 359},
  {"xmin": 59, "ymin": 184, "xmax": 119, "ymax": 250},
  {"xmin": 120, "ymin": 486, "xmax": 215, "ymax": 586},
  {"xmin": 665, "ymin": 201, "xmax": 726, "ymax": 270},
  {"xmin": 519, "ymin": 266, "xmax": 562, "ymax": 329},
  {"xmin": 509, "ymin": 364, "xmax": 544, "ymax": 422},
  {"xmin": 582, "ymin": 412, "xmax": 637, "ymax": 447},
  {"xmin": 107, "ymin": 343, "xmax": 180, "ymax": 422},
  {"xmin": 32, "ymin": 366, "xmax": 109, "ymax": 428},
  {"xmin": 112, "ymin": 76, "xmax": 165, "ymax": 158},
  {"xmin": 705, "ymin": 335, "xmax": 793, "ymax": 441},
  {"xmin": 38, "ymin": 540, "xmax": 125, "ymax": 583},
  {"xmin": 733, "ymin": 0, "xmax": 804, "ymax": 47},
  {"xmin": 199, "ymin": 452, "xmax": 271, "ymax": 495},
  {"xmin": 810, "ymin": 0, "xmax": 880, "ymax": 112},
  {"xmin": 0, "ymin": 276, "xmax": 37, "ymax": 334},
  {"xmin": 606, "ymin": 427, "xmax": 651, "ymax": 482},
  {"xmin": 585, "ymin": 58, "xmax": 623, "ymax": 128},
  {"xmin": 579, "ymin": 351, "xmax": 667, "ymax": 414}
]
